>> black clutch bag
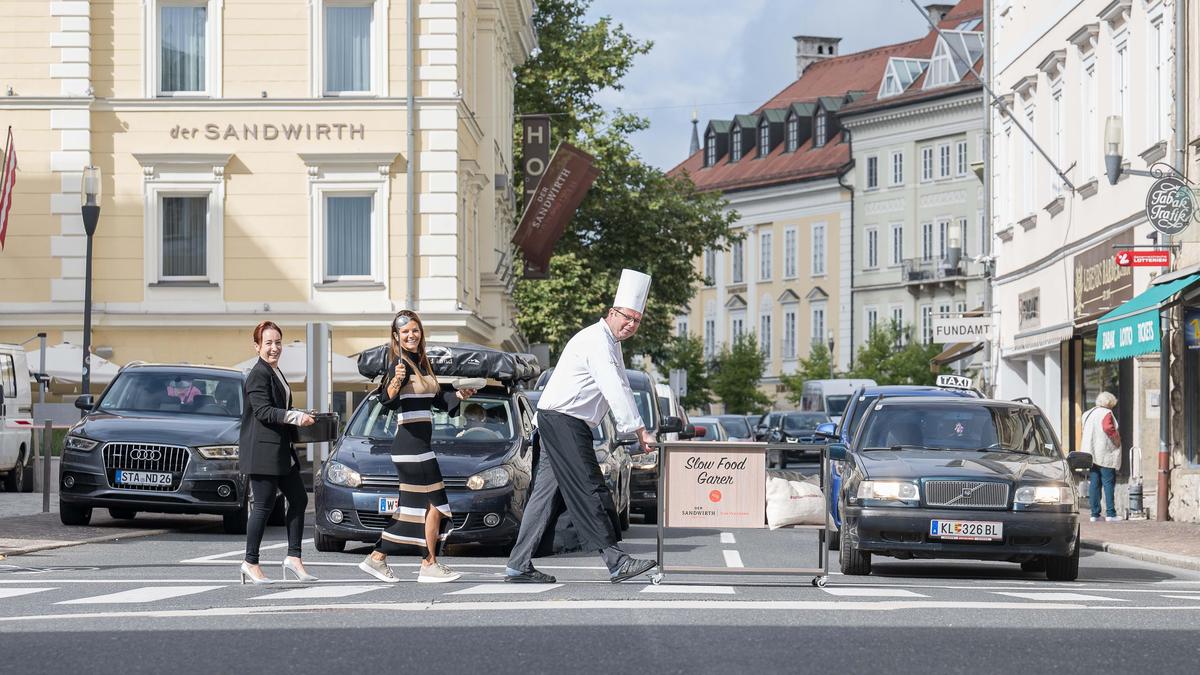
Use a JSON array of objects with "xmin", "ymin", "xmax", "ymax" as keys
[{"xmin": 295, "ymin": 411, "xmax": 341, "ymax": 444}]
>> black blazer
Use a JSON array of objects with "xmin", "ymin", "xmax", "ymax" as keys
[{"xmin": 239, "ymin": 358, "xmax": 298, "ymax": 476}]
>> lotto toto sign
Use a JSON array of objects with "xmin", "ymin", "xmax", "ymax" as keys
[
  {"xmin": 1114, "ymin": 250, "xmax": 1171, "ymax": 267},
  {"xmin": 1145, "ymin": 175, "xmax": 1194, "ymax": 236}
]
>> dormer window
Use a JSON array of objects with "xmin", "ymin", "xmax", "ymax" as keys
[
  {"xmin": 879, "ymin": 57, "xmax": 929, "ymax": 98},
  {"xmin": 730, "ymin": 124, "xmax": 743, "ymax": 161},
  {"xmin": 925, "ymin": 30, "xmax": 984, "ymax": 90},
  {"xmin": 786, "ymin": 118, "xmax": 799, "ymax": 152},
  {"xmin": 759, "ymin": 124, "xmax": 770, "ymax": 158},
  {"xmin": 705, "ymin": 132, "xmax": 716, "ymax": 167},
  {"xmin": 814, "ymin": 111, "xmax": 827, "ymax": 148}
]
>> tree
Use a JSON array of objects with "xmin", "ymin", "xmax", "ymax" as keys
[
  {"xmin": 778, "ymin": 341, "xmax": 833, "ymax": 406},
  {"xmin": 849, "ymin": 323, "xmax": 944, "ymax": 385},
  {"xmin": 662, "ymin": 334, "xmax": 713, "ymax": 411},
  {"xmin": 512, "ymin": 0, "xmax": 740, "ymax": 362},
  {"xmin": 711, "ymin": 334, "xmax": 771, "ymax": 414}
]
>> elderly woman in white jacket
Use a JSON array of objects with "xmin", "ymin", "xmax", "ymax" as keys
[{"xmin": 1080, "ymin": 392, "xmax": 1121, "ymax": 522}]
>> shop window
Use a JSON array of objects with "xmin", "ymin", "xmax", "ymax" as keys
[{"xmin": 1187, "ymin": 347, "xmax": 1200, "ymax": 465}]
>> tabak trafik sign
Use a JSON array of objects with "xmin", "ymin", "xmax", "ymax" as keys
[{"xmin": 665, "ymin": 448, "xmax": 765, "ymax": 528}]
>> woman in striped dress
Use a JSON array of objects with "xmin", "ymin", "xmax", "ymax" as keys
[{"xmin": 358, "ymin": 310, "xmax": 477, "ymax": 583}]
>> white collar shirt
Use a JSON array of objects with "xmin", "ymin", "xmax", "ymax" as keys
[{"xmin": 536, "ymin": 319, "xmax": 644, "ymax": 434}]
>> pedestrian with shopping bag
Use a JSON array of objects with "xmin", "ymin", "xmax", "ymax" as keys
[
  {"xmin": 358, "ymin": 310, "xmax": 477, "ymax": 583},
  {"xmin": 505, "ymin": 269, "xmax": 659, "ymax": 584},
  {"xmin": 1081, "ymin": 391, "xmax": 1122, "ymax": 522},
  {"xmin": 239, "ymin": 321, "xmax": 318, "ymax": 585}
]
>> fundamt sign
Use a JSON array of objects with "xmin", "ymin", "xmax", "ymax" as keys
[{"xmin": 665, "ymin": 447, "xmax": 765, "ymax": 528}]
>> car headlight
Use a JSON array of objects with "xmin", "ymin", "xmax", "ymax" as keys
[
  {"xmin": 325, "ymin": 460, "xmax": 362, "ymax": 488},
  {"xmin": 1014, "ymin": 484, "xmax": 1074, "ymax": 505},
  {"xmin": 197, "ymin": 445, "xmax": 239, "ymax": 460},
  {"xmin": 856, "ymin": 480, "xmax": 919, "ymax": 502},
  {"xmin": 63, "ymin": 435, "xmax": 99, "ymax": 453},
  {"xmin": 633, "ymin": 450, "xmax": 658, "ymax": 470},
  {"xmin": 467, "ymin": 466, "xmax": 510, "ymax": 490}
]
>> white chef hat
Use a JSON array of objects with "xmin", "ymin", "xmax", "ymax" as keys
[{"xmin": 613, "ymin": 268, "xmax": 651, "ymax": 314}]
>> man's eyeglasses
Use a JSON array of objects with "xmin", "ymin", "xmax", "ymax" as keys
[{"xmin": 611, "ymin": 307, "xmax": 642, "ymax": 326}]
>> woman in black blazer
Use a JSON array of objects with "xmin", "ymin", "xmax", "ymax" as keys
[{"xmin": 239, "ymin": 321, "xmax": 317, "ymax": 585}]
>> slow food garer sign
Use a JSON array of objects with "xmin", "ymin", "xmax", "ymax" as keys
[{"xmin": 666, "ymin": 448, "xmax": 765, "ymax": 528}]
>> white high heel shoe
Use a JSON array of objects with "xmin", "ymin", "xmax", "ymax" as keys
[
  {"xmin": 282, "ymin": 558, "xmax": 319, "ymax": 582},
  {"xmin": 239, "ymin": 562, "xmax": 276, "ymax": 585}
]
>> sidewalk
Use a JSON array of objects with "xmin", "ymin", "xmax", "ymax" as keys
[{"xmin": 1080, "ymin": 519, "xmax": 1200, "ymax": 572}]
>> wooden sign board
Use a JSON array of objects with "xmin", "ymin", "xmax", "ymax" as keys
[{"xmin": 665, "ymin": 446, "xmax": 765, "ymax": 529}]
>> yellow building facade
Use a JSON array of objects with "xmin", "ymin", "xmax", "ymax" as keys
[{"xmin": 0, "ymin": 0, "xmax": 535, "ymax": 378}]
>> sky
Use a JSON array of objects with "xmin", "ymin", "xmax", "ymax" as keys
[{"xmin": 584, "ymin": 0, "xmax": 935, "ymax": 170}]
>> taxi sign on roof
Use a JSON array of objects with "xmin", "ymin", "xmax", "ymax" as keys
[{"xmin": 936, "ymin": 374, "xmax": 973, "ymax": 390}]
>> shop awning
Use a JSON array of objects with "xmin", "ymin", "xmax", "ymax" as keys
[
  {"xmin": 929, "ymin": 340, "xmax": 985, "ymax": 372},
  {"xmin": 1095, "ymin": 273, "xmax": 1200, "ymax": 362}
]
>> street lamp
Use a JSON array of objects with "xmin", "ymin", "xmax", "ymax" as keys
[
  {"xmin": 1103, "ymin": 115, "xmax": 1164, "ymax": 185},
  {"xmin": 826, "ymin": 330, "xmax": 835, "ymax": 378},
  {"xmin": 80, "ymin": 166, "xmax": 101, "ymax": 401}
]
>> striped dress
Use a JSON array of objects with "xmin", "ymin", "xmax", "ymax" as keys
[{"xmin": 374, "ymin": 350, "xmax": 461, "ymax": 557}]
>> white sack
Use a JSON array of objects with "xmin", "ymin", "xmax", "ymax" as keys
[{"xmin": 766, "ymin": 469, "xmax": 825, "ymax": 529}]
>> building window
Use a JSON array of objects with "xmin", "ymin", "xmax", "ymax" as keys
[
  {"xmin": 866, "ymin": 307, "xmax": 879, "ymax": 336},
  {"xmin": 760, "ymin": 313, "xmax": 772, "ymax": 358},
  {"xmin": 1051, "ymin": 88, "xmax": 1064, "ymax": 194},
  {"xmin": 938, "ymin": 143, "xmax": 951, "ymax": 178},
  {"xmin": 956, "ymin": 140, "xmax": 968, "ymax": 176},
  {"xmin": 786, "ymin": 118, "xmax": 798, "ymax": 152},
  {"xmin": 890, "ymin": 223, "xmax": 903, "ymax": 266},
  {"xmin": 759, "ymin": 124, "xmax": 771, "ymax": 157},
  {"xmin": 1148, "ymin": 13, "xmax": 1167, "ymax": 144},
  {"xmin": 301, "ymin": 152, "xmax": 394, "ymax": 288},
  {"xmin": 811, "ymin": 306, "xmax": 826, "ymax": 345},
  {"xmin": 921, "ymin": 222, "xmax": 933, "ymax": 260},
  {"xmin": 1082, "ymin": 56, "xmax": 1097, "ymax": 178},
  {"xmin": 814, "ymin": 111, "xmax": 827, "ymax": 148},
  {"xmin": 921, "ymin": 146, "xmax": 934, "ymax": 181},
  {"xmin": 160, "ymin": 196, "xmax": 209, "ymax": 279},
  {"xmin": 148, "ymin": 1, "xmax": 222, "ymax": 97},
  {"xmin": 921, "ymin": 305, "xmax": 933, "ymax": 344},
  {"xmin": 1113, "ymin": 34, "xmax": 1129, "ymax": 156},
  {"xmin": 957, "ymin": 217, "xmax": 969, "ymax": 256},
  {"xmin": 865, "ymin": 227, "xmax": 879, "ymax": 269},
  {"xmin": 135, "ymin": 154, "xmax": 230, "ymax": 290},
  {"xmin": 759, "ymin": 231, "xmax": 772, "ymax": 281},
  {"xmin": 703, "ymin": 248, "xmax": 716, "ymax": 285},
  {"xmin": 956, "ymin": 301, "xmax": 967, "ymax": 314},
  {"xmin": 705, "ymin": 133, "xmax": 717, "ymax": 166},
  {"xmin": 811, "ymin": 224, "xmax": 826, "ymax": 276},
  {"xmin": 704, "ymin": 318, "xmax": 716, "ymax": 358},
  {"xmin": 783, "ymin": 309, "xmax": 797, "ymax": 359},
  {"xmin": 731, "ymin": 314, "xmax": 745, "ymax": 340},
  {"xmin": 891, "ymin": 150, "xmax": 904, "ymax": 185},
  {"xmin": 938, "ymin": 220, "xmax": 949, "ymax": 260},
  {"xmin": 1023, "ymin": 105, "xmax": 1036, "ymax": 215},
  {"xmin": 730, "ymin": 125, "xmax": 743, "ymax": 162},
  {"xmin": 676, "ymin": 316, "xmax": 688, "ymax": 338},
  {"xmin": 731, "ymin": 239, "xmax": 744, "ymax": 284},
  {"xmin": 891, "ymin": 306, "xmax": 905, "ymax": 339},
  {"xmin": 866, "ymin": 156, "xmax": 879, "ymax": 189},
  {"xmin": 784, "ymin": 228, "xmax": 797, "ymax": 278},
  {"xmin": 313, "ymin": 1, "xmax": 387, "ymax": 97},
  {"xmin": 323, "ymin": 195, "xmax": 373, "ymax": 280}
]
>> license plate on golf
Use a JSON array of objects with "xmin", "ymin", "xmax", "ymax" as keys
[
  {"xmin": 378, "ymin": 497, "xmax": 399, "ymax": 514},
  {"xmin": 929, "ymin": 519, "xmax": 1003, "ymax": 541},
  {"xmin": 114, "ymin": 470, "xmax": 172, "ymax": 487}
]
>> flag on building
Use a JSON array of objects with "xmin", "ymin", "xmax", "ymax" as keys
[{"xmin": 0, "ymin": 126, "xmax": 16, "ymax": 250}]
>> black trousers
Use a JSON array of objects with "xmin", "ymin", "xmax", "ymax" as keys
[{"xmin": 244, "ymin": 466, "xmax": 308, "ymax": 564}]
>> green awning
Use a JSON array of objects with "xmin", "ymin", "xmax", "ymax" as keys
[{"xmin": 1095, "ymin": 273, "xmax": 1200, "ymax": 362}]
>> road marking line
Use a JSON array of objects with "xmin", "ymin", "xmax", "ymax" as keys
[
  {"xmin": 252, "ymin": 585, "xmax": 386, "ymax": 600},
  {"xmin": 179, "ymin": 559, "xmax": 610, "ymax": 571},
  {"xmin": 0, "ymin": 587, "xmax": 54, "ymax": 599},
  {"xmin": 57, "ymin": 585, "xmax": 224, "ymax": 605},
  {"xmin": 821, "ymin": 587, "xmax": 927, "ymax": 598},
  {"xmin": 994, "ymin": 592, "xmax": 1128, "ymax": 602},
  {"xmin": 640, "ymin": 585, "xmax": 735, "ymax": 595},
  {"xmin": 722, "ymin": 550, "xmax": 744, "ymax": 568},
  {"xmin": 720, "ymin": 532, "xmax": 736, "ymax": 544},
  {"xmin": 445, "ymin": 583, "xmax": 563, "ymax": 595},
  {"xmin": 179, "ymin": 539, "xmax": 314, "ymax": 564},
  {"xmin": 1161, "ymin": 595, "xmax": 1200, "ymax": 600}
]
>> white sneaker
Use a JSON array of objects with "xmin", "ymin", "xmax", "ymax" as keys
[
  {"xmin": 1105, "ymin": 516, "xmax": 1121, "ymax": 522},
  {"xmin": 418, "ymin": 561, "xmax": 462, "ymax": 583},
  {"xmin": 1090, "ymin": 516, "xmax": 1100, "ymax": 522},
  {"xmin": 359, "ymin": 556, "xmax": 399, "ymax": 583}
]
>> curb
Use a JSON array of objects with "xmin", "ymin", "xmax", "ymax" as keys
[
  {"xmin": 0, "ymin": 526, "xmax": 176, "ymax": 557},
  {"xmin": 1082, "ymin": 540, "xmax": 1200, "ymax": 572}
]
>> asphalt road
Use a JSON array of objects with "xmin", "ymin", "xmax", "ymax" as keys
[{"xmin": 2, "ymin": 515, "xmax": 1199, "ymax": 674}]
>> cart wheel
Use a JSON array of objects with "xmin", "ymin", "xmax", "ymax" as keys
[
  {"xmin": 812, "ymin": 576, "xmax": 828, "ymax": 588},
  {"xmin": 650, "ymin": 573, "xmax": 664, "ymax": 586}
]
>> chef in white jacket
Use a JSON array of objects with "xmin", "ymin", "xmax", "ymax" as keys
[{"xmin": 504, "ymin": 269, "xmax": 659, "ymax": 584}]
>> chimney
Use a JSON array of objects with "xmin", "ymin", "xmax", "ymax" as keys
[
  {"xmin": 924, "ymin": 3, "xmax": 955, "ymax": 25},
  {"xmin": 793, "ymin": 35, "xmax": 842, "ymax": 78}
]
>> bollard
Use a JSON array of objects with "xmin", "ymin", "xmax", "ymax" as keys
[{"xmin": 42, "ymin": 420, "xmax": 52, "ymax": 513}]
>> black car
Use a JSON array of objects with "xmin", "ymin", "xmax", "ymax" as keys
[
  {"xmin": 764, "ymin": 411, "xmax": 830, "ymax": 467},
  {"xmin": 830, "ymin": 396, "xmax": 1091, "ymax": 581},
  {"xmin": 59, "ymin": 364, "xmax": 251, "ymax": 533},
  {"xmin": 313, "ymin": 382, "xmax": 536, "ymax": 552}
]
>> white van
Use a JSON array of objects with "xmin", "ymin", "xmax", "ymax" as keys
[
  {"xmin": 655, "ymin": 382, "xmax": 691, "ymax": 441},
  {"xmin": 0, "ymin": 344, "xmax": 34, "ymax": 492},
  {"xmin": 799, "ymin": 378, "xmax": 876, "ymax": 425}
]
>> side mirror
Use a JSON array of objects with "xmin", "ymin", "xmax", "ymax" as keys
[
  {"xmin": 1066, "ymin": 451, "xmax": 1093, "ymax": 473},
  {"xmin": 692, "ymin": 425, "xmax": 707, "ymax": 438},
  {"xmin": 74, "ymin": 394, "xmax": 95, "ymax": 412},
  {"xmin": 659, "ymin": 416, "xmax": 684, "ymax": 434},
  {"xmin": 815, "ymin": 422, "xmax": 838, "ymax": 439},
  {"xmin": 826, "ymin": 442, "xmax": 848, "ymax": 461},
  {"xmin": 615, "ymin": 432, "xmax": 640, "ymax": 447}
]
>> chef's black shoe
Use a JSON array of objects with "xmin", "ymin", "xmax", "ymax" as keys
[
  {"xmin": 505, "ymin": 568, "xmax": 557, "ymax": 583},
  {"xmin": 609, "ymin": 557, "xmax": 658, "ymax": 584}
]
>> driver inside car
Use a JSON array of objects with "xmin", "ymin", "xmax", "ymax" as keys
[{"xmin": 457, "ymin": 403, "xmax": 501, "ymax": 438}]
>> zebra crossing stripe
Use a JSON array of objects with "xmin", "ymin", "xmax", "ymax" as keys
[
  {"xmin": 57, "ymin": 586, "xmax": 224, "ymax": 605},
  {"xmin": 0, "ymin": 587, "xmax": 54, "ymax": 599}
]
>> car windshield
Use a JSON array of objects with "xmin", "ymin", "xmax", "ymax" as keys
[
  {"xmin": 858, "ymin": 403, "xmax": 1060, "ymax": 457},
  {"xmin": 784, "ymin": 414, "xmax": 827, "ymax": 431},
  {"xmin": 719, "ymin": 416, "xmax": 751, "ymax": 437},
  {"xmin": 633, "ymin": 390, "xmax": 656, "ymax": 430},
  {"xmin": 825, "ymin": 395, "xmax": 852, "ymax": 416},
  {"xmin": 347, "ymin": 394, "xmax": 517, "ymax": 442},
  {"xmin": 696, "ymin": 421, "xmax": 721, "ymax": 439},
  {"xmin": 97, "ymin": 371, "xmax": 243, "ymax": 417},
  {"xmin": 845, "ymin": 394, "xmax": 881, "ymax": 438}
]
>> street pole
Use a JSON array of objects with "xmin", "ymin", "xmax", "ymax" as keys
[
  {"xmin": 982, "ymin": 0, "xmax": 994, "ymax": 397},
  {"xmin": 80, "ymin": 167, "xmax": 101, "ymax": 409}
]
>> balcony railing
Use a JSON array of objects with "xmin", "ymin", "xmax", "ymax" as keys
[{"xmin": 901, "ymin": 255, "xmax": 981, "ymax": 284}]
